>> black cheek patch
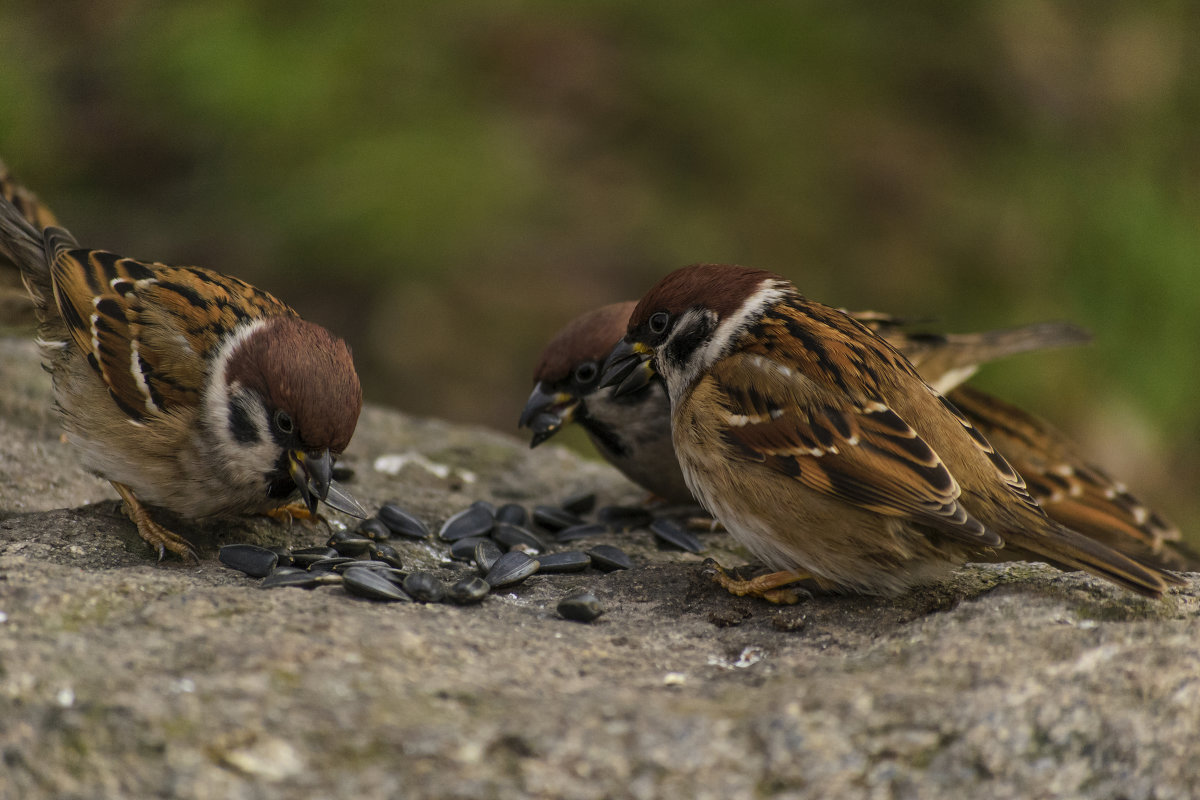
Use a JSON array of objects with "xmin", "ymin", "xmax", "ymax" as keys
[{"xmin": 228, "ymin": 399, "xmax": 260, "ymax": 444}]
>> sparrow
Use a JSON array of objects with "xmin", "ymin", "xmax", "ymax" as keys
[
  {"xmin": 519, "ymin": 301, "xmax": 694, "ymax": 505},
  {"xmin": 600, "ymin": 263, "xmax": 1177, "ymax": 599},
  {"xmin": 0, "ymin": 160, "xmax": 367, "ymax": 560},
  {"xmin": 519, "ymin": 301, "xmax": 1090, "ymax": 506}
]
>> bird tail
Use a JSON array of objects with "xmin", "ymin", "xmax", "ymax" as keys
[
  {"xmin": 1002, "ymin": 515, "xmax": 1179, "ymax": 598},
  {"xmin": 858, "ymin": 315, "xmax": 1092, "ymax": 393},
  {"xmin": 0, "ymin": 159, "xmax": 65, "ymax": 315}
]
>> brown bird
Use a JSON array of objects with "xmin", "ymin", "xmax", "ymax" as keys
[
  {"xmin": 601, "ymin": 264, "xmax": 1178, "ymax": 599},
  {"xmin": 520, "ymin": 301, "xmax": 1091, "ymax": 507},
  {"xmin": 0, "ymin": 159, "xmax": 367, "ymax": 559}
]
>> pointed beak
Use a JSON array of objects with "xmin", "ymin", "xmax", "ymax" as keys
[
  {"xmin": 288, "ymin": 448, "xmax": 368, "ymax": 518},
  {"xmin": 518, "ymin": 382, "xmax": 580, "ymax": 448},
  {"xmin": 599, "ymin": 339, "xmax": 655, "ymax": 398}
]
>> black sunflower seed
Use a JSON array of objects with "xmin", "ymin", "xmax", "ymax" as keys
[
  {"xmin": 536, "ymin": 550, "xmax": 591, "ymax": 574},
  {"xmin": 446, "ymin": 575, "xmax": 490, "ymax": 604},
  {"xmin": 327, "ymin": 530, "xmax": 374, "ymax": 557},
  {"xmin": 484, "ymin": 551, "xmax": 540, "ymax": 588},
  {"xmin": 649, "ymin": 518, "xmax": 705, "ymax": 553},
  {"xmin": 532, "ymin": 505, "xmax": 584, "ymax": 532},
  {"xmin": 495, "ymin": 503, "xmax": 528, "ymax": 526},
  {"xmin": 492, "ymin": 523, "xmax": 547, "ymax": 554},
  {"xmin": 474, "ymin": 539, "xmax": 503, "ymax": 574},
  {"xmin": 219, "ymin": 544, "xmax": 278, "ymax": 578},
  {"xmin": 358, "ymin": 517, "xmax": 392, "ymax": 541},
  {"xmin": 290, "ymin": 547, "xmax": 338, "ymax": 567},
  {"xmin": 370, "ymin": 543, "xmax": 404, "ymax": 569},
  {"xmin": 587, "ymin": 545, "xmax": 632, "ymax": 572},
  {"xmin": 557, "ymin": 592, "xmax": 605, "ymax": 623},
  {"xmin": 449, "ymin": 536, "xmax": 491, "ymax": 561},
  {"xmin": 439, "ymin": 505, "xmax": 495, "ymax": 541},
  {"xmin": 377, "ymin": 504, "xmax": 430, "ymax": 539},
  {"xmin": 560, "ymin": 491, "xmax": 597, "ymax": 515},
  {"xmin": 342, "ymin": 566, "xmax": 413, "ymax": 602},
  {"xmin": 308, "ymin": 556, "xmax": 359, "ymax": 573},
  {"xmin": 402, "ymin": 571, "xmax": 446, "ymax": 603},
  {"xmin": 555, "ymin": 523, "xmax": 609, "ymax": 543}
]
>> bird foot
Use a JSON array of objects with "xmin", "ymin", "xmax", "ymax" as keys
[
  {"xmin": 265, "ymin": 503, "xmax": 320, "ymax": 525},
  {"xmin": 700, "ymin": 558, "xmax": 811, "ymax": 605},
  {"xmin": 112, "ymin": 482, "xmax": 199, "ymax": 563}
]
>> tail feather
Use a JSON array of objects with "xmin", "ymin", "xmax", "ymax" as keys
[
  {"xmin": 1004, "ymin": 517, "xmax": 1174, "ymax": 598},
  {"xmin": 853, "ymin": 314, "xmax": 1093, "ymax": 393}
]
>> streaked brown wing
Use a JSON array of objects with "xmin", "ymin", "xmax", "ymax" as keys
[
  {"xmin": 709, "ymin": 350, "xmax": 1001, "ymax": 548},
  {"xmin": 48, "ymin": 240, "xmax": 295, "ymax": 420},
  {"xmin": 948, "ymin": 384, "xmax": 1194, "ymax": 570}
]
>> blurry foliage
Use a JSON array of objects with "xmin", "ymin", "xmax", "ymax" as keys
[{"xmin": 0, "ymin": 0, "xmax": 1196, "ymax": 538}]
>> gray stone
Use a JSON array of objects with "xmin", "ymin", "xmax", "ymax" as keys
[{"xmin": 1, "ymin": 336, "xmax": 1198, "ymax": 800}]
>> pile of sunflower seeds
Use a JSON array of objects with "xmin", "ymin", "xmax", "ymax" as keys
[{"xmin": 219, "ymin": 493, "xmax": 709, "ymax": 624}]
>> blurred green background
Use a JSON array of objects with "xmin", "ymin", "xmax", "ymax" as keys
[{"xmin": 1, "ymin": 1, "xmax": 1196, "ymax": 540}]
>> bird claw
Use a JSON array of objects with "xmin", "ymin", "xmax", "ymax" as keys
[
  {"xmin": 112, "ymin": 481, "xmax": 199, "ymax": 563},
  {"xmin": 700, "ymin": 558, "xmax": 812, "ymax": 605}
]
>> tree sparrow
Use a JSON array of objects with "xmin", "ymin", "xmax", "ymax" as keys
[
  {"xmin": 0, "ymin": 161, "xmax": 367, "ymax": 560},
  {"xmin": 600, "ymin": 264, "xmax": 1176, "ymax": 599}
]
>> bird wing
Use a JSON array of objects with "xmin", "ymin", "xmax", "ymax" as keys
[
  {"xmin": 708, "ymin": 349, "xmax": 1002, "ymax": 548},
  {"xmin": 47, "ymin": 236, "xmax": 295, "ymax": 420}
]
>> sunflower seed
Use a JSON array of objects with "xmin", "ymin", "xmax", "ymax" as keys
[
  {"xmin": 474, "ymin": 539, "xmax": 503, "ymax": 574},
  {"xmin": 377, "ymin": 504, "xmax": 430, "ymax": 539},
  {"xmin": 449, "ymin": 536, "xmax": 490, "ymax": 561},
  {"xmin": 587, "ymin": 545, "xmax": 632, "ymax": 572},
  {"xmin": 446, "ymin": 575, "xmax": 490, "ymax": 604},
  {"xmin": 557, "ymin": 592, "xmax": 605, "ymax": 622},
  {"xmin": 358, "ymin": 517, "xmax": 392, "ymax": 541},
  {"xmin": 555, "ymin": 523, "xmax": 609, "ymax": 543},
  {"xmin": 650, "ymin": 518, "xmax": 704, "ymax": 553},
  {"xmin": 308, "ymin": 556, "xmax": 359, "ymax": 573},
  {"xmin": 532, "ymin": 505, "xmax": 584, "ymax": 532},
  {"xmin": 560, "ymin": 491, "xmax": 597, "ymax": 515},
  {"xmin": 536, "ymin": 550, "xmax": 591, "ymax": 574},
  {"xmin": 370, "ymin": 543, "xmax": 404, "ymax": 569},
  {"xmin": 402, "ymin": 571, "xmax": 446, "ymax": 603},
  {"xmin": 485, "ymin": 551, "xmax": 540, "ymax": 588},
  {"xmin": 327, "ymin": 530, "xmax": 374, "ymax": 557},
  {"xmin": 342, "ymin": 566, "xmax": 413, "ymax": 602},
  {"xmin": 260, "ymin": 569, "xmax": 323, "ymax": 590},
  {"xmin": 495, "ymin": 503, "xmax": 529, "ymax": 526},
  {"xmin": 439, "ymin": 505, "xmax": 495, "ymax": 541},
  {"xmin": 219, "ymin": 544, "xmax": 278, "ymax": 578},
  {"xmin": 290, "ymin": 547, "xmax": 338, "ymax": 568},
  {"xmin": 492, "ymin": 523, "xmax": 547, "ymax": 554}
]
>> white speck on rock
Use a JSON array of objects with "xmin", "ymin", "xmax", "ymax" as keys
[
  {"xmin": 221, "ymin": 737, "xmax": 306, "ymax": 781},
  {"xmin": 373, "ymin": 451, "xmax": 477, "ymax": 483}
]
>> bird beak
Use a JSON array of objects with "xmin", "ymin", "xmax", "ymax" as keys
[
  {"xmin": 518, "ymin": 383, "xmax": 580, "ymax": 448},
  {"xmin": 599, "ymin": 339, "xmax": 655, "ymax": 398},
  {"xmin": 287, "ymin": 448, "xmax": 369, "ymax": 518}
]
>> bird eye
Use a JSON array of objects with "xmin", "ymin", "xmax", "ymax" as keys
[
  {"xmin": 573, "ymin": 361, "xmax": 598, "ymax": 384},
  {"xmin": 649, "ymin": 312, "xmax": 670, "ymax": 334},
  {"xmin": 274, "ymin": 410, "xmax": 295, "ymax": 434}
]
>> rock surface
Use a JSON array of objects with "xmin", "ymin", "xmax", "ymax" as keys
[{"xmin": 1, "ymin": 336, "xmax": 1198, "ymax": 800}]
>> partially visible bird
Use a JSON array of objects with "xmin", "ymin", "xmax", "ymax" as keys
[
  {"xmin": 947, "ymin": 385, "xmax": 1197, "ymax": 573},
  {"xmin": 600, "ymin": 263, "xmax": 1179, "ymax": 599},
  {"xmin": 0, "ymin": 159, "xmax": 367, "ymax": 559}
]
